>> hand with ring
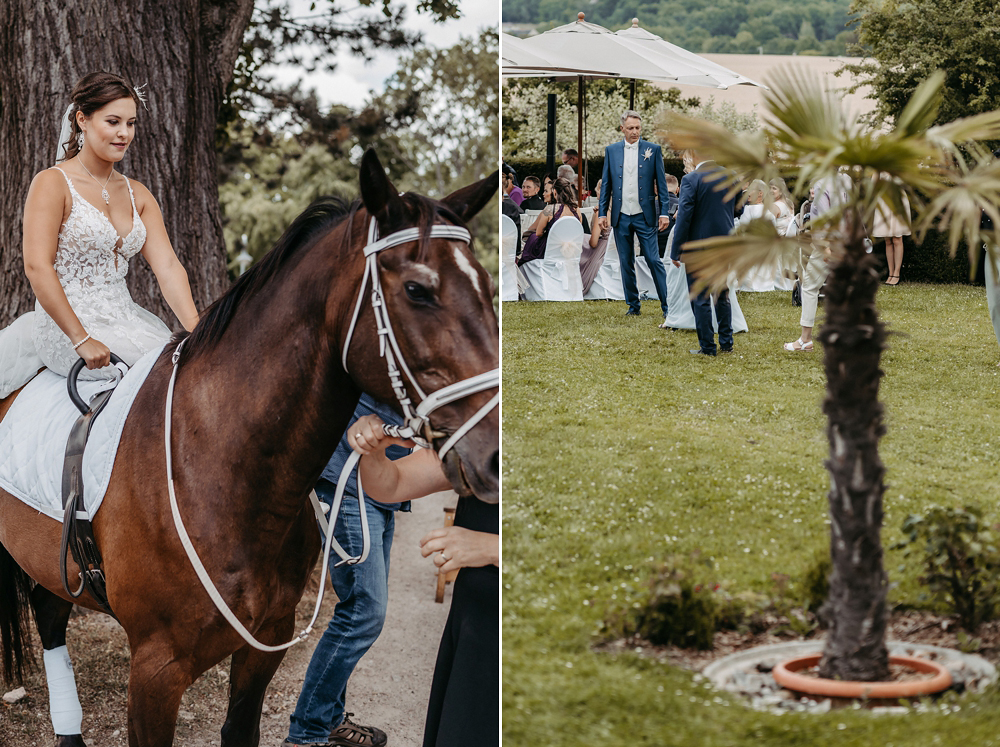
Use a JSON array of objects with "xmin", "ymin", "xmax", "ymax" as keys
[
  {"xmin": 420, "ymin": 526, "xmax": 499, "ymax": 574},
  {"xmin": 346, "ymin": 414, "xmax": 414, "ymax": 456}
]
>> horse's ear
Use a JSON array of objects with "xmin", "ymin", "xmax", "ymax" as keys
[
  {"xmin": 440, "ymin": 170, "xmax": 499, "ymax": 222},
  {"xmin": 359, "ymin": 148, "xmax": 402, "ymax": 219}
]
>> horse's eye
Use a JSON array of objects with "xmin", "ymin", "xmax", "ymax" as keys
[{"xmin": 404, "ymin": 281, "xmax": 433, "ymax": 304}]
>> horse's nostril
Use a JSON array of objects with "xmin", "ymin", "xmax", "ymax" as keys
[{"xmin": 489, "ymin": 449, "xmax": 499, "ymax": 477}]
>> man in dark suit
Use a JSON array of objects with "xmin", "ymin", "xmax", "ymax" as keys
[
  {"xmin": 598, "ymin": 110, "xmax": 671, "ymax": 318},
  {"xmin": 670, "ymin": 149, "xmax": 736, "ymax": 355}
]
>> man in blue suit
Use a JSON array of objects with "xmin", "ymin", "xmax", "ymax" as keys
[
  {"xmin": 598, "ymin": 110, "xmax": 671, "ymax": 318},
  {"xmin": 670, "ymin": 149, "xmax": 737, "ymax": 356}
]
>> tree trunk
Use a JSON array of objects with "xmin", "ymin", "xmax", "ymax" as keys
[
  {"xmin": 0, "ymin": 0, "xmax": 252, "ymax": 327},
  {"xmin": 817, "ymin": 223, "xmax": 891, "ymax": 682}
]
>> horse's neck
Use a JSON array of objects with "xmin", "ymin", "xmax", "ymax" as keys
[{"xmin": 179, "ymin": 242, "xmax": 365, "ymax": 515}]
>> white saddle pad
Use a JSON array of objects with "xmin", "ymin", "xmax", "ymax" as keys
[{"xmin": 0, "ymin": 343, "xmax": 165, "ymax": 521}]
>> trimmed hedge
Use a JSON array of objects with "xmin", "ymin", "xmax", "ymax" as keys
[{"xmin": 507, "ymin": 156, "xmax": 985, "ymax": 285}]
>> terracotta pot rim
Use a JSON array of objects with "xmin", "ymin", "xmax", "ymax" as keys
[{"xmin": 772, "ymin": 654, "xmax": 953, "ymax": 698}]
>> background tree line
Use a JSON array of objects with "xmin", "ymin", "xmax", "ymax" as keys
[{"xmin": 502, "ymin": 0, "xmax": 857, "ymax": 56}]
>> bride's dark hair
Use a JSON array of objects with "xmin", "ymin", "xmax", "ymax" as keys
[{"xmin": 61, "ymin": 72, "xmax": 141, "ymax": 160}]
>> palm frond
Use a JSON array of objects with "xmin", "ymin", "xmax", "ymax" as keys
[
  {"xmin": 679, "ymin": 219, "xmax": 806, "ymax": 294},
  {"xmin": 927, "ymin": 109, "xmax": 1000, "ymax": 153},
  {"xmin": 661, "ymin": 112, "xmax": 773, "ymax": 187},
  {"xmin": 915, "ymin": 163, "xmax": 1000, "ymax": 265},
  {"xmin": 761, "ymin": 66, "xmax": 845, "ymax": 146},
  {"xmin": 893, "ymin": 71, "xmax": 944, "ymax": 139}
]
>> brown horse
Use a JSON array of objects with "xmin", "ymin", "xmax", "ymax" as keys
[{"xmin": 0, "ymin": 149, "xmax": 498, "ymax": 746}]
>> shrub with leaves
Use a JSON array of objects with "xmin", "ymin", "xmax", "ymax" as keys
[{"xmin": 894, "ymin": 505, "xmax": 1000, "ymax": 631}]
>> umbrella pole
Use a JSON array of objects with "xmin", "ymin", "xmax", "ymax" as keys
[
  {"xmin": 629, "ymin": 78, "xmax": 636, "ymax": 109},
  {"xmin": 577, "ymin": 75, "xmax": 584, "ymax": 201}
]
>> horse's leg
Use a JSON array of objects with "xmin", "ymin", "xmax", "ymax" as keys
[
  {"xmin": 124, "ymin": 642, "xmax": 193, "ymax": 747},
  {"xmin": 30, "ymin": 586, "xmax": 86, "ymax": 747},
  {"xmin": 220, "ymin": 615, "xmax": 295, "ymax": 747}
]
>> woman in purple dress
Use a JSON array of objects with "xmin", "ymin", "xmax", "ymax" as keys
[{"xmin": 516, "ymin": 178, "xmax": 584, "ymax": 266}]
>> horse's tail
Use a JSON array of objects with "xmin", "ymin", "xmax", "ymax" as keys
[{"xmin": 0, "ymin": 541, "xmax": 35, "ymax": 685}]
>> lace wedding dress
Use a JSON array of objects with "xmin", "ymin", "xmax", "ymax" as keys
[{"xmin": 0, "ymin": 167, "xmax": 172, "ymax": 397}]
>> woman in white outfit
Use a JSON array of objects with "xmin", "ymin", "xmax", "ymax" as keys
[{"xmin": 0, "ymin": 71, "xmax": 199, "ymax": 398}]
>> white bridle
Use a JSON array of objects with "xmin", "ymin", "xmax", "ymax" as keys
[
  {"xmin": 162, "ymin": 215, "xmax": 498, "ymax": 653},
  {"xmin": 341, "ymin": 217, "xmax": 500, "ymax": 457}
]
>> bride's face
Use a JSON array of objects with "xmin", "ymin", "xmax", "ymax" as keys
[{"xmin": 79, "ymin": 97, "xmax": 137, "ymax": 163}]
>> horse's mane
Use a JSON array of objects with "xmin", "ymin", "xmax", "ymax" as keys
[{"xmin": 178, "ymin": 191, "xmax": 470, "ymax": 361}]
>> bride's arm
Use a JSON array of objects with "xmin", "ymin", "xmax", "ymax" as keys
[
  {"xmin": 22, "ymin": 170, "xmax": 111, "ymax": 369},
  {"xmin": 133, "ymin": 183, "xmax": 199, "ymax": 332}
]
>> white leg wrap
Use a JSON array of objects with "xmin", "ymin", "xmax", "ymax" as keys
[{"xmin": 42, "ymin": 645, "xmax": 84, "ymax": 735}]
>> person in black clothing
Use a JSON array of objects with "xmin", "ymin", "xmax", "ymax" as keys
[
  {"xmin": 347, "ymin": 415, "xmax": 498, "ymax": 747},
  {"xmin": 520, "ymin": 176, "xmax": 546, "ymax": 210}
]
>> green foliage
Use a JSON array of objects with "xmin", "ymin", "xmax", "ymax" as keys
[
  {"xmin": 218, "ymin": 29, "xmax": 498, "ymax": 279},
  {"xmin": 502, "ymin": 78, "xmax": 757, "ymax": 161},
  {"xmin": 800, "ymin": 548, "xmax": 831, "ymax": 615},
  {"xmin": 845, "ymin": 0, "xmax": 1000, "ymax": 129},
  {"xmin": 503, "ymin": 0, "xmax": 856, "ymax": 55},
  {"xmin": 894, "ymin": 505, "xmax": 1000, "ymax": 631},
  {"xmin": 629, "ymin": 561, "xmax": 718, "ymax": 649}
]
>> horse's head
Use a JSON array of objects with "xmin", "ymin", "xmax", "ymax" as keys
[{"xmin": 342, "ymin": 149, "xmax": 499, "ymax": 503}]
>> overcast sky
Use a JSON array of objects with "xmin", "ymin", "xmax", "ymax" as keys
[{"xmin": 271, "ymin": 0, "xmax": 498, "ymax": 109}]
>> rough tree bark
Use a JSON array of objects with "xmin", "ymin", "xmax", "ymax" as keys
[
  {"xmin": 0, "ymin": 0, "xmax": 253, "ymax": 326},
  {"xmin": 817, "ymin": 213, "xmax": 891, "ymax": 682}
]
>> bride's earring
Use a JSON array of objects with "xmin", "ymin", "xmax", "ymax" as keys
[{"xmin": 77, "ymin": 132, "xmax": 84, "ymax": 149}]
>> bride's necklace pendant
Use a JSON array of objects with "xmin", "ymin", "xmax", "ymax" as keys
[{"xmin": 79, "ymin": 158, "xmax": 114, "ymax": 206}]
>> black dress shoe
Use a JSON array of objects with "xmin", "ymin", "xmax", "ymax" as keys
[
  {"xmin": 719, "ymin": 347, "xmax": 733, "ymax": 353},
  {"xmin": 625, "ymin": 309, "xmax": 641, "ymax": 316},
  {"xmin": 689, "ymin": 349, "xmax": 716, "ymax": 356}
]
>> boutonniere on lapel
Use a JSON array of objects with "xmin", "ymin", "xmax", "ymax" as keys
[{"xmin": 643, "ymin": 147, "xmax": 652, "ymax": 161}]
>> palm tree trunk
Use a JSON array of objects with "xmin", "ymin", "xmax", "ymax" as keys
[{"xmin": 816, "ymin": 227, "xmax": 891, "ymax": 682}]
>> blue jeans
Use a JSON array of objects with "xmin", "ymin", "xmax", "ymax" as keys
[
  {"xmin": 287, "ymin": 480, "xmax": 395, "ymax": 743},
  {"xmin": 613, "ymin": 212, "xmax": 669, "ymax": 316}
]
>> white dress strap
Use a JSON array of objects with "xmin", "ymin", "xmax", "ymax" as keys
[
  {"xmin": 50, "ymin": 166, "xmax": 74, "ymax": 190},
  {"xmin": 122, "ymin": 175, "xmax": 138, "ymax": 216}
]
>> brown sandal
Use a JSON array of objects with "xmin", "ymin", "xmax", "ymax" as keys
[{"xmin": 329, "ymin": 713, "xmax": 387, "ymax": 747}]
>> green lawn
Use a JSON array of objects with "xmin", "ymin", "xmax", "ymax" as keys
[{"xmin": 501, "ymin": 286, "xmax": 1000, "ymax": 747}]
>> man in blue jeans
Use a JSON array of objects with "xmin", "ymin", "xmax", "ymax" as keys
[{"xmin": 284, "ymin": 394, "xmax": 409, "ymax": 747}]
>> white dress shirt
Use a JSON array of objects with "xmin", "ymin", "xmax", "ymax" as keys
[{"xmin": 621, "ymin": 140, "xmax": 641, "ymax": 216}]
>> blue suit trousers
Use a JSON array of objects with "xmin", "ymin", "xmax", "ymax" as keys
[{"xmin": 613, "ymin": 212, "xmax": 669, "ymax": 316}]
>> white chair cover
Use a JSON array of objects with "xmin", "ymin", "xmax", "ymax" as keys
[
  {"xmin": 584, "ymin": 231, "xmax": 626, "ymax": 301},
  {"xmin": 500, "ymin": 214, "xmax": 519, "ymax": 302},
  {"xmin": 519, "ymin": 210, "xmax": 542, "ymax": 246},
  {"xmin": 521, "ymin": 216, "xmax": 585, "ymax": 302}
]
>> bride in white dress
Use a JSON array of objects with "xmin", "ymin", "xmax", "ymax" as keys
[{"xmin": 0, "ymin": 72, "xmax": 199, "ymax": 398}]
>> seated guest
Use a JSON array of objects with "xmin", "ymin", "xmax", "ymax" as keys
[
  {"xmin": 581, "ymin": 222, "xmax": 612, "ymax": 294},
  {"xmin": 503, "ymin": 170, "xmax": 524, "ymax": 206},
  {"xmin": 521, "ymin": 176, "xmax": 546, "ymax": 210},
  {"xmin": 556, "ymin": 164, "xmax": 577, "ymax": 185},
  {"xmin": 502, "ymin": 193, "xmax": 524, "ymax": 251},
  {"xmin": 562, "ymin": 148, "xmax": 580, "ymax": 171},
  {"xmin": 657, "ymin": 174, "xmax": 681, "ymax": 257},
  {"xmin": 517, "ymin": 177, "xmax": 584, "ymax": 266}
]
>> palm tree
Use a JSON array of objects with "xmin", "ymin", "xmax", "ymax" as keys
[{"xmin": 657, "ymin": 69, "xmax": 1000, "ymax": 681}]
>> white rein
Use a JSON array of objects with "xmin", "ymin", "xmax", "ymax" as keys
[{"xmin": 163, "ymin": 216, "xmax": 498, "ymax": 652}]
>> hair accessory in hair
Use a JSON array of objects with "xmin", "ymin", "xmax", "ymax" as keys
[{"xmin": 134, "ymin": 83, "xmax": 149, "ymax": 111}]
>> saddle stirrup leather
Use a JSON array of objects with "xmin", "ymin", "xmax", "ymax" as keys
[{"xmin": 59, "ymin": 370, "xmax": 122, "ymax": 617}]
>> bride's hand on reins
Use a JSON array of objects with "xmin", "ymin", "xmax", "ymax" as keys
[
  {"xmin": 75, "ymin": 337, "xmax": 112, "ymax": 370},
  {"xmin": 348, "ymin": 414, "xmax": 414, "ymax": 456}
]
